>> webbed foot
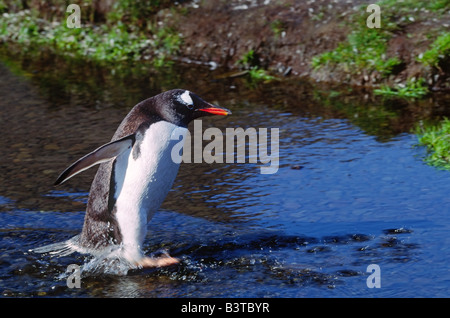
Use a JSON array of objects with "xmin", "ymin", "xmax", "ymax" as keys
[{"xmin": 135, "ymin": 254, "xmax": 179, "ymax": 268}]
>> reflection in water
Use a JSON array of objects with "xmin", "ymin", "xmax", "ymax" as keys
[{"xmin": 1, "ymin": 48, "xmax": 450, "ymax": 297}]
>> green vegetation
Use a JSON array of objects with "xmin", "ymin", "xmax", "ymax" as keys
[
  {"xmin": 311, "ymin": 0, "xmax": 450, "ymax": 98},
  {"xmin": 374, "ymin": 78, "xmax": 429, "ymax": 99},
  {"xmin": 270, "ymin": 20, "xmax": 286, "ymax": 38},
  {"xmin": 428, "ymin": 0, "xmax": 450, "ymax": 10},
  {"xmin": 238, "ymin": 49, "xmax": 276, "ymax": 83},
  {"xmin": 0, "ymin": 0, "xmax": 448, "ymax": 92},
  {"xmin": 418, "ymin": 32, "xmax": 450, "ymax": 70},
  {"xmin": 248, "ymin": 67, "xmax": 276, "ymax": 82},
  {"xmin": 415, "ymin": 118, "xmax": 450, "ymax": 170},
  {"xmin": 310, "ymin": 1, "xmax": 402, "ymax": 78},
  {"xmin": 379, "ymin": 0, "xmax": 450, "ymax": 13},
  {"xmin": 238, "ymin": 49, "xmax": 259, "ymax": 69},
  {"xmin": 107, "ymin": 0, "xmax": 172, "ymax": 28},
  {"xmin": 0, "ymin": 1, "xmax": 181, "ymax": 67},
  {"xmin": 0, "ymin": 2, "xmax": 7, "ymax": 14},
  {"xmin": 311, "ymin": 27, "xmax": 401, "ymax": 77}
]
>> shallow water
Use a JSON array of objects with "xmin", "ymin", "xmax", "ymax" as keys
[{"xmin": 1, "ymin": 50, "xmax": 450, "ymax": 297}]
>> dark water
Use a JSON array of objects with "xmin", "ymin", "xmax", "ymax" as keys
[{"xmin": 1, "ymin": 50, "xmax": 450, "ymax": 298}]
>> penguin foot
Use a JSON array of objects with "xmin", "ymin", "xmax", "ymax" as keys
[{"xmin": 136, "ymin": 255, "xmax": 179, "ymax": 268}]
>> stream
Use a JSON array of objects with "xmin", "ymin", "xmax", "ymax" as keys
[{"xmin": 1, "ymin": 49, "xmax": 450, "ymax": 297}]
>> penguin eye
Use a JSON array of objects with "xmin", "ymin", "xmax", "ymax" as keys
[{"xmin": 178, "ymin": 90, "xmax": 194, "ymax": 110}]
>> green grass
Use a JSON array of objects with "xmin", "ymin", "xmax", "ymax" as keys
[
  {"xmin": 270, "ymin": 20, "xmax": 286, "ymax": 38},
  {"xmin": 248, "ymin": 67, "xmax": 276, "ymax": 81},
  {"xmin": 374, "ymin": 78, "xmax": 429, "ymax": 99},
  {"xmin": 0, "ymin": 3, "xmax": 181, "ymax": 67},
  {"xmin": 415, "ymin": 118, "xmax": 450, "ymax": 170},
  {"xmin": 238, "ymin": 49, "xmax": 259, "ymax": 69},
  {"xmin": 238, "ymin": 50, "xmax": 276, "ymax": 83},
  {"xmin": 427, "ymin": 0, "xmax": 450, "ymax": 10},
  {"xmin": 311, "ymin": 0, "xmax": 449, "ymax": 97},
  {"xmin": 107, "ymin": 0, "xmax": 172, "ymax": 28},
  {"xmin": 311, "ymin": 27, "xmax": 401, "ymax": 77},
  {"xmin": 379, "ymin": 0, "xmax": 450, "ymax": 13},
  {"xmin": 0, "ymin": 12, "xmax": 148, "ymax": 63},
  {"xmin": 418, "ymin": 32, "xmax": 450, "ymax": 69}
]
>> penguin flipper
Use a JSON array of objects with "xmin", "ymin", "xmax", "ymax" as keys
[{"xmin": 54, "ymin": 134, "xmax": 135, "ymax": 185}]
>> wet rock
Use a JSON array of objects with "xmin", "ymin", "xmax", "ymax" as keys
[
  {"xmin": 306, "ymin": 245, "xmax": 331, "ymax": 253},
  {"xmin": 322, "ymin": 233, "xmax": 373, "ymax": 244},
  {"xmin": 350, "ymin": 233, "xmax": 372, "ymax": 242},
  {"xmin": 2, "ymin": 289, "xmax": 15, "ymax": 297},
  {"xmin": 335, "ymin": 269, "xmax": 360, "ymax": 277},
  {"xmin": 380, "ymin": 236, "xmax": 400, "ymax": 247},
  {"xmin": 383, "ymin": 228, "xmax": 413, "ymax": 235}
]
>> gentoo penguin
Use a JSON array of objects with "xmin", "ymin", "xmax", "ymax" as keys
[{"xmin": 34, "ymin": 89, "xmax": 231, "ymax": 268}]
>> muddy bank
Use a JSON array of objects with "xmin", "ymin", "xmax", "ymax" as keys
[
  {"xmin": 172, "ymin": 0, "xmax": 365, "ymax": 77},
  {"xmin": 165, "ymin": 0, "xmax": 450, "ymax": 92},
  {"xmin": 1, "ymin": 0, "xmax": 449, "ymax": 93}
]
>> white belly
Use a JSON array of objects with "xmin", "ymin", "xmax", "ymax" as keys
[{"xmin": 113, "ymin": 121, "xmax": 187, "ymax": 261}]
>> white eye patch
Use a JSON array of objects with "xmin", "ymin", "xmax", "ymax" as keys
[{"xmin": 179, "ymin": 90, "xmax": 193, "ymax": 106}]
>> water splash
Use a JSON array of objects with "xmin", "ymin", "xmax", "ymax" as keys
[{"xmin": 33, "ymin": 236, "xmax": 141, "ymax": 277}]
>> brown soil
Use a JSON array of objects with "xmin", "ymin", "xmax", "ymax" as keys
[
  {"xmin": 171, "ymin": 0, "xmax": 363, "ymax": 75},
  {"xmin": 5, "ymin": 0, "xmax": 450, "ymax": 91},
  {"xmin": 161, "ymin": 0, "xmax": 449, "ymax": 91}
]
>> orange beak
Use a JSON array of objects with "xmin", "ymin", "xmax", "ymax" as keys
[{"xmin": 198, "ymin": 106, "xmax": 232, "ymax": 116}]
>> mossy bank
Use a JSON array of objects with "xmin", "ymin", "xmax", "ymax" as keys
[{"xmin": 1, "ymin": 0, "xmax": 449, "ymax": 94}]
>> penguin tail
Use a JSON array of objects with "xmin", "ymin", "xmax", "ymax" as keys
[{"xmin": 31, "ymin": 235, "xmax": 82, "ymax": 257}]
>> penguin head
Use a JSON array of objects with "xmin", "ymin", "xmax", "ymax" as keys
[{"xmin": 157, "ymin": 89, "xmax": 231, "ymax": 127}]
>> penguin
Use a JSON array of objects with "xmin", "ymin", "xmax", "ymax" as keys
[{"xmin": 34, "ymin": 89, "xmax": 231, "ymax": 268}]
